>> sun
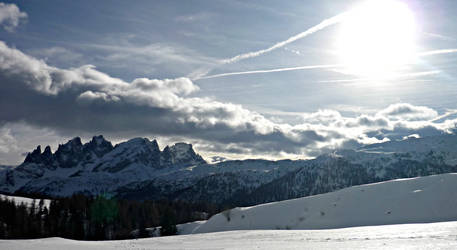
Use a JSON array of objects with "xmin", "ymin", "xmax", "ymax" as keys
[{"xmin": 336, "ymin": 0, "xmax": 418, "ymax": 78}]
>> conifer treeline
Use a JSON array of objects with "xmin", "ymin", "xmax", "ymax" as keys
[{"xmin": 0, "ymin": 194, "xmax": 220, "ymax": 240}]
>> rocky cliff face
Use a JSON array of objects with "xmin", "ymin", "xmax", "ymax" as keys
[
  {"xmin": 0, "ymin": 135, "xmax": 207, "ymax": 196},
  {"xmin": 21, "ymin": 135, "xmax": 205, "ymax": 172},
  {"xmin": 23, "ymin": 136, "xmax": 114, "ymax": 169}
]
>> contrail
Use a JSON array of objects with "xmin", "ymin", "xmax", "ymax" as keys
[
  {"xmin": 191, "ymin": 11, "xmax": 349, "ymax": 80},
  {"xmin": 195, "ymin": 64, "xmax": 339, "ymax": 80},
  {"xmin": 418, "ymin": 49, "xmax": 457, "ymax": 57},
  {"xmin": 317, "ymin": 70, "xmax": 441, "ymax": 84},
  {"xmin": 220, "ymin": 12, "xmax": 349, "ymax": 64},
  {"xmin": 430, "ymin": 109, "xmax": 457, "ymax": 122}
]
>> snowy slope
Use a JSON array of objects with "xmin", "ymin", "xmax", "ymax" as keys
[
  {"xmin": 2, "ymin": 221, "xmax": 457, "ymax": 249},
  {"xmin": 0, "ymin": 194, "xmax": 50, "ymax": 208},
  {"xmin": 192, "ymin": 173, "xmax": 457, "ymax": 234},
  {"xmin": 135, "ymin": 220, "xmax": 207, "ymax": 237},
  {"xmin": 3, "ymin": 173, "xmax": 457, "ymax": 249}
]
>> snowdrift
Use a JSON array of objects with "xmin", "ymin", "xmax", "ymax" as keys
[
  {"xmin": 3, "ymin": 222, "xmax": 457, "ymax": 250},
  {"xmin": 192, "ymin": 173, "xmax": 457, "ymax": 234}
]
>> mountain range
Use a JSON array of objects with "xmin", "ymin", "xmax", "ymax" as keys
[{"xmin": 1, "ymin": 133, "xmax": 457, "ymax": 206}]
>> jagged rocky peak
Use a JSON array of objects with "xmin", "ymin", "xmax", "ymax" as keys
[
  {"xmin": 123, "ymin": 137, "xmax": 149, "ymax": 146},
  {"xmin": 24, "ymin": 145, "xmax": 42, "ymax": 163},
  {"xmin": 34, "ymin": 145, "xmax": 42, "ymax": 154},
  {"xmin": 54, "ymin": 137, "xmax": 85, "ymax": 168},
  {"xmin": 20, "ymin": 136, "xmax": 207, "ymax": 173},
  {"xmin": 112, "ymin": 137, "xmax": 161, "ymax": 157},
  {"xmin": 99, "ymin": 137, "xmax": 163, "ymax": 171},
  {"xmin": 43, "ymin": 145, "xmax": 52, "ymax": 156},
  {"xmin": 92, "ymin": 135, "xmax": 107, "ymax": 145},
  {"xmin": 55, "ymin": 137, "xmax": 84, "ymax": 155},
  {"xmin": 119, "ymin": 137, "xmax": 160, "ymax": 152},
  {"xmin": 171, "ymin": 142, "xmax": 193, "ymax": 152},
  {"xmin": 160, "ymin": 145, "xmax": 174, "ymax": 166},
  {"xmin": 55, "ymin": 137, "xmax": 83, "ymax": 154},
  {"xmin": 165, "ymin": 142, "xmax": 206, "ymax": 165},
  {"xmin": 84, "ymin": 135, "xmax": 113, "ymax": 157},
  {"xmin": 23, "ymin": 144, "xmax": 55, "ymax": 166},
  {"xmin": 68, "ymin": 137, "xmax": 83, "ymax": 147},
  {"xmin": 41, "ymin": 145, "xmax": 54, "ymax": 164}
]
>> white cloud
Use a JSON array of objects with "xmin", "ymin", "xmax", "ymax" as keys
[
  {"xmin": 28, "ymin": 47, "xmax": 84, "ymax": 65},
  {"xmin": 0, "ymin": 2, "xmax": 27, "ymax": 32},
  {"xmin": 403, "ymin": 134, "xmax": 420, "ymax": 140},
  {"xmin": 1, "ymin": 40, "xmax": 457, "ymax": 165},
  {"xmin": 0, "ymin": 123, "xmax": 67, "ymax": 165},
  {"xmin": 302, "ymin": 109, "xmax": 343, "ymax": 126},
  {"xmin": 0, "ymin": 126, "xmax": 17, "ymax": 154},
  {"xmin": 378, "ymin": 103, "xmax": 438, "ymax": 121},
  {"xmin": 78, "ymin": 91, "xmax": 121, "ymax": 103},
  {"xmin": 87, "ymin": 42, "xmax": 218, "ymax": 77},
  {"xmin": 175, "ymin": 12, "xmax": 213, "ymax": 23}
]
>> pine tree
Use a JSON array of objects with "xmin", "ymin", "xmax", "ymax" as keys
[{"xmin": 160, "ymin": 207, "xmax": 177, "ymax": 236}]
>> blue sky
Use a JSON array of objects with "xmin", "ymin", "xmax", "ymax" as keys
[{"xmin": 1, "ymin": 0, "xmax": 457, "ymax": 164}]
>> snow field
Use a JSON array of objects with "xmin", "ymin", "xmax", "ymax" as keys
[{"xmin": 192, "ymin": 173, "xmax": 457, "ymax": 233}]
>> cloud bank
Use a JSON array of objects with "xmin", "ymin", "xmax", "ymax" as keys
[
  {"xmin": 0, "ymin": 40, "xmax": 456, "ymax": 165},
  {"xmin": 0, "ymin": 2, "xmax": 27, "ymax": 31}
]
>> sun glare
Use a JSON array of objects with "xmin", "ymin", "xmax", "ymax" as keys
[{"xmin": 336, "ymin": 0, "xmax": 417, "ymax": 78}]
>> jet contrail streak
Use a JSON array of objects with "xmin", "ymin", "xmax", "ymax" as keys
[
  {"xmin": 195, "ymin": 64, "xmax": 339, "ymax": 80},
  {"xmin": 191, "ymin": 12, "xmax": 348, "ymax": 80},
  {"xmin": 430, "ymin": 109, "xmax": 457, "ymax": 122},
  {"xmin": 220, "ymin": 12, "xmax": 348, "ymax": 64},
  {"xmin": 418, "ymin": 49, "xmax": 457, "ymax": 57},
  {"xmin": 317, "ymin": 70, "xmax": 441, "ymax": 84}
]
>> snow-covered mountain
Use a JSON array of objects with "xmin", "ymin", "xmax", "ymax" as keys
[
  {"xmin": 0, "ymin": 136, "xmax": 208, "ymax": 196},
  {"xmin": 235, "ymin": 147, "xmax": 457, "ymax": 206},
  {"xmin": 191, "ymin": 173, "xmax": 457, "ymax": 234},
  {"xmin": 1, "ymin": 134, "xmax": 457, "ymax": 206},
  {"xmin": 0, "ymin": 136, "xmax": 303, "ymax": 201}
]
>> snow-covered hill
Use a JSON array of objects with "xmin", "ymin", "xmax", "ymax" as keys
[
  {"xmin": 2, "ymin": 221, "xmax": 457, "ymax": 249},
  {"xmin": 192, "ymin": 173, "xmax": 457, "ymax": 234}
]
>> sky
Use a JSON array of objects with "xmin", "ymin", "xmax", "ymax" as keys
[{"xmin": 1, "ymin": 0, "xmax": 457, "ymax": 165}]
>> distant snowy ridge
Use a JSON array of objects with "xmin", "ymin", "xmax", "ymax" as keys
[
  {"xmin": 192, "ymin": 173, "xmax": 457, "ymax": 234},
  {"xmin": 361, "ymin": 133, "xmax": 457, "ymax": 165},
  {"xmin": 1, "ymin": 134, "xmax": 457, "ymax": 206}
]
